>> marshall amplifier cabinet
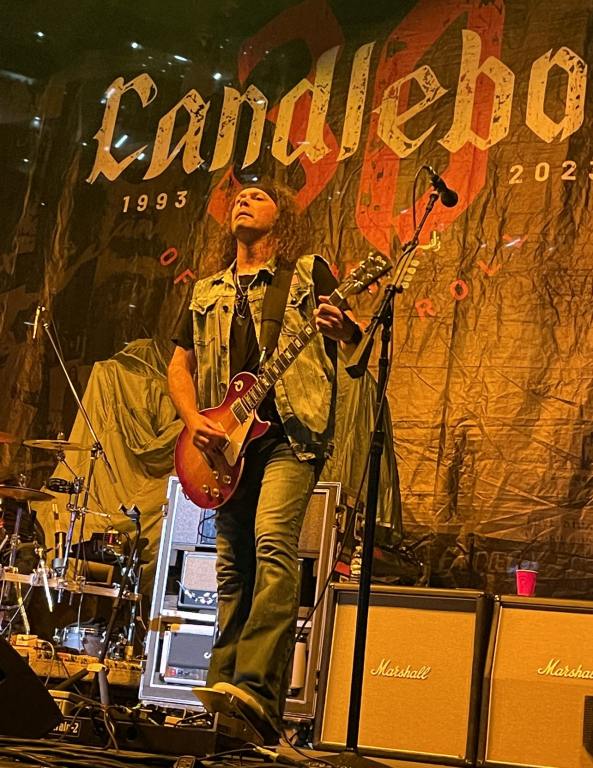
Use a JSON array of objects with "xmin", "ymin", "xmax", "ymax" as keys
[
  {"xmin": 478, "ymin": 595, "xmax": 593, "ymax": 768},
  {"xmin": 314, "ymin": 585, "xmax": 492, "ymax": 765}
]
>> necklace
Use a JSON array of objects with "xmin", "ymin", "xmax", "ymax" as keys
[{"xmin": 234, "ymin": 272, "xmax": 258, "ymax": 320}]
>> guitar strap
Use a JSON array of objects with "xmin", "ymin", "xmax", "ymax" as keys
[{"xmin": 258, "ymin": 262, "xmax": 296, "ymax": 368}]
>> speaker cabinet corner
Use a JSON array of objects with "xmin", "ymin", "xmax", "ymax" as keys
[{"xmin": 479, "ymin": 595, "xmax": 593, "ymax": 768}]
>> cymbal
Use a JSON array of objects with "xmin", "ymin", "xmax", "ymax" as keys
[
  {"xmin": 23, "ymin": 439, "xmax": 89, "ymax": 452},
  {"xmin": 0, "ymin": 431, "xmax": 19, "ymax": 444},
  {"xmin": 0, "ymin": 485, "xmax": 54, "ymax": 502}
]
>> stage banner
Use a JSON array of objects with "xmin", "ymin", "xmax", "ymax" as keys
[{"xmin": 1, "ymin": 0, "xmax": 593, "ymax": 595}]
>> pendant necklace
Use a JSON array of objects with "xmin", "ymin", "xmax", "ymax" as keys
[{"xmin": 234, "ymin": 272, "xmax": 258, "ymax": 320}]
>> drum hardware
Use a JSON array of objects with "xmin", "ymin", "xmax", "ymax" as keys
[
  {"xmin": 90, "ymin": 504, "xmax": 142, "ymax": 702},
  {"xmin": 0, "ymin": 568, "xmax": 143, "ymax": 601},
  {"xmin": 0, "ymin": 476, "xmax": 51, "ymax": 631},
  {"xmin": 29, "ymin": 308, "xmax": 117, "ymax": 600},
  {"xmin": 52, "ymin": 530, "xmax": 66, "ymax": 575},
  {"xmin": 34, "ymin": 544, "xmax": 54, "ymax": 613},
  {"xmin": 23, "ymin": 439, "xmax": 89, "ymax": 452},
  {"xmin": 0, "ymin": 485, "xmax": 55, "ymax": 502},
  {"xmin": 0, "ymin": 518, "xmax": 8, "ymax": 554},
  {"xmin": 57, "ymin": 622, "xmax": 105, "ymax": 656}
]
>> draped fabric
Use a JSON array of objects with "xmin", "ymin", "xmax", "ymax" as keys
[{"xmin": 34, "ymin": 339, "xmax": 400, "ymax": 591}]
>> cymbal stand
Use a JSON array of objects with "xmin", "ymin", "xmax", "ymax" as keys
[
  {"xmin": 0, "ymin": 475, "xmax": 30, "ymax": 626},
  {"xmin": 57, "ymin": 475, "xmax": 84, "ymax": 577},
  {"xmin": 52, "ymin": 447, "xmax": 113, "ymax": 527},
  {"xmin": 91, "ymin": 505, "xmax": 142, "ymax": 703},
  {"xmin": 34, "ymin": 543, "xmax": 54, "ymax": 612},
  {"xmin": 122, "ymin": 554, "xmax": 142, "ymax": 658},
  {"xmin": 0, "ymin": 515, "xmax": 8, "ymax": 555}
]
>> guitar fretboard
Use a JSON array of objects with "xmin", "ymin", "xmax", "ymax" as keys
[
  {"xmin": 231, "ymin": 320, "xmax": 320, "ymax": 423},
  {"xmin": 228, "ymin": 252, "xmax": 390, "ymax": 425},
  {"xmin": 231, "ymin": 289, "xmax": 341, "ymax": 424}
]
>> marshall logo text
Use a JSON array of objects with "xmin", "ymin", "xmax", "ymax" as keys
[
  {"xmin": 537, "ymin": 659, "xmax": 593, "ymax": 680},
  {"xmin": 369, "ymin": 658, "xmax": 431, "ymax": 680}
]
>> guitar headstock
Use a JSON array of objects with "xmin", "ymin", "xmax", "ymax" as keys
[{"xmin": 337, "ymin": 253, "xmax": 392, "ymax": 301}]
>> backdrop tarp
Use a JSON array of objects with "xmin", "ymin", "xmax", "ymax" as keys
[{"xmin": 1, "ymin": 0, "xmax": 593, "ymax": 596}]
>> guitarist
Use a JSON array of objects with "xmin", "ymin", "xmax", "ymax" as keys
[{"xmin": 167, "ymin": 180, "xmax": 362, "ymax": 742}]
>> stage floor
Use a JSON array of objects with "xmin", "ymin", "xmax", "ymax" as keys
[{"xmin": 0, "ymin": 737, "xmax": 457, "ymax": 768}]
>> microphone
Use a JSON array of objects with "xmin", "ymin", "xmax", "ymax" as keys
[
  {"xmin": 424, "ymin": 165, "xmax": 458, "ymax": 208},
  {"xmin": 32, "ymin": 304, "xmax": 44, "ymax": 340}
]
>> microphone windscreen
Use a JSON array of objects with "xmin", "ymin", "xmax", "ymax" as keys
[{"xmin": 441, "ymin": 188, "xmax": 459, "ymax": 208}]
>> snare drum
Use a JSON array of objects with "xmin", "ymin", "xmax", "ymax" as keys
[{"xmin": 58, "ymin": 624, "xmax": 105, "ymax": 657}]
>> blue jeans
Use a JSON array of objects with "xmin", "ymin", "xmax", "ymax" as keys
[{"xmin": 206, "ymin": 439, "xmax": 319, "ymax": 727}]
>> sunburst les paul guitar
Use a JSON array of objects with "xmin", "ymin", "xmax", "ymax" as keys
[{"xmin": 175, "ymin": 251, "xmax": 415, "ymax": 509}]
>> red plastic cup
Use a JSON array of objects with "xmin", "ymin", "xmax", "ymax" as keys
[{"xmin": 516, "ymin": 568, "xmax": 537, "ymax": 596}]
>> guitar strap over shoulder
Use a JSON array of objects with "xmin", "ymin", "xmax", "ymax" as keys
[{"xmin": 259, "ymin": 262, "xmax": 296, "ymax": 367}]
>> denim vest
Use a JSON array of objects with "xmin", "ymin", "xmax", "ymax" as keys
[{"xmin": 189, "ymin": 254, "xmax": 336, "ymax": 461}]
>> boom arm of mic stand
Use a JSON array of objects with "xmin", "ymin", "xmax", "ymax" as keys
[
  {"xmin": 40, "ymin": 319, "xmax": 117, "ymax": 485},
  {"xmin": 344, "ymin": 207, "xmax": 437, "ymax": 381}
]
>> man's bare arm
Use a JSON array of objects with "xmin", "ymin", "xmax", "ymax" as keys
[
  {"xmin": 167, "ymin": 345, "xmax": 226, "ymax": 450},
  {"xmin": 167, "ymin": 346, "xmax": 199, "ymax": 426}
]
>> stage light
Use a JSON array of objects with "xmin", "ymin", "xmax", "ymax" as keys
[
  {"xmin": 173, "ymin": 54, "xmax": 190, "ymax": 63},
  {"xmin": 35, "ymin": 31, "xmax": 45, "ymax": 39},
  {"xmin": 213, "ymin": 72, "xmax": 223, "ymax": 81},
  {"xmin": 130, "ymin": 41, "xmax": 142, "ymax": 49},
  {"xmin": 114, "ymin": 134, "xmax": 128, "ymax": 148}
]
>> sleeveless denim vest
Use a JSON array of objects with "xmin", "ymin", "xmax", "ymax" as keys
[{"xmin": 189, "ymin": 254, "xmax": 336, "ymax": 461}]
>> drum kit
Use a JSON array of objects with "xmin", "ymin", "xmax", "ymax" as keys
[{"xmin": 0, "ymin": 430, "xmax": 141, "ymax": 656}]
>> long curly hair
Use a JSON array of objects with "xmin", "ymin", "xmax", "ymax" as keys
[{"xmin": 210, "ymin": 180, "xmax": 309, "ymax": 273}]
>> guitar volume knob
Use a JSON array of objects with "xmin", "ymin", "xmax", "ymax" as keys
[
  {"xmin": 222, "ymin": 475, "xmax": 231, "ymax": 485},
  {"xmin": 201, "ymin": 484, "xmax": 211, "ymax": 495}
]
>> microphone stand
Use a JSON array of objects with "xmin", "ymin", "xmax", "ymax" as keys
[
  {"xmin": 40, "ymin": 316, "xmax": 117, "ymax": 486},
  {"xmin": 326, "ymin": 191, "xmax": 439, "ymax": 768},
  {"xmin": 36, "ymin": 314, "xmax": 117, "ymax": 603}
]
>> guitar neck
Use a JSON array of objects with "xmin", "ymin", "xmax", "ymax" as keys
[{"xmin": 240, "ymin": 288, "xmax": 343, "ymax": 414}]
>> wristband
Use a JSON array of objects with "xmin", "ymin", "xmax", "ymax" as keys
[{"xmin": 347, "ymin": 323, "xmax": 363, "ymax": 345}]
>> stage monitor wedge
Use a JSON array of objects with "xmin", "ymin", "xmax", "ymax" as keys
[{"xmin": 0, "ymin": 636, "xmax": 62, "ymax": 737}]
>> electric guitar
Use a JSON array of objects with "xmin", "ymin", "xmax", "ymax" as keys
[{"xmin": 175, "ymin": 251, "xmax": 412, "ymax": 509}]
